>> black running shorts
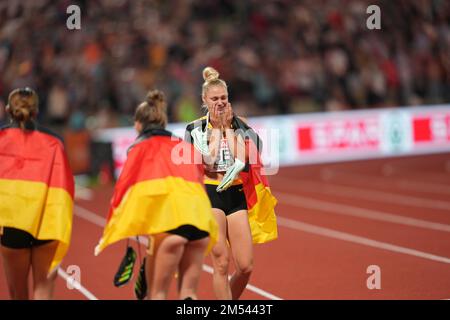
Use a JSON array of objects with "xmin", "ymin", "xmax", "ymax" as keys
[
  {"xmin": 0, "ymin": 227, "xmax": 53, "ymax": 249},
  {"xmin": 205, "ymin": 184, "xmax": 248, "ymax": 216},
  {"xmin": 167, "ymin": 225, "xmax": 209, "ymax": 241}
]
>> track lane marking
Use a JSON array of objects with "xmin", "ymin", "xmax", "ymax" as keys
[
  {"xmin": 273, "ymin": 175, "xmax": 450, "ymax": 212},
  {"xmin": 275, "ymin": 191, "xmax": 450, "ymax": 233},
  {"xmin": 57, "ymin": 268, "xmax": 98, "ymax": 300},
  {"xmin": 319, "ymin": 169, "xmax": 450, "ymax": 196},
  {"xmin": 73, "ymin": 204, "xmax": 283, "ymax": 300},
  {"xmin": 277, "ymin": 216, "xmax": 450, "ymax": 264}
]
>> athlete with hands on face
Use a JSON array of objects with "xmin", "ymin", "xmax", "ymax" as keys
[{"xmin": 185, "ymin": 67, "xmax": 256, "ymax": 300}]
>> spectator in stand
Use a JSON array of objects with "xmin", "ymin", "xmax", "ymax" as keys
[{"xmin": 0, "ymin": 0, "xmax": 448, "ymax": 128}]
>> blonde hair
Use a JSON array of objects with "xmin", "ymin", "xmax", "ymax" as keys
[
  {"xmin": 134, "ymin": 89, "xmax": 168, "ymax": 129},
  {"xmin": 6, "ymin": 87, "xmax": 39, "ymax": 130},
  {"xmin": 201, "ymin": 66, "xmax": 227, "ymax": 98}
]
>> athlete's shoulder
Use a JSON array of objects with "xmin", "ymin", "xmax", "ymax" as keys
[
  {"xmin": 233, "ymin": 115, "xmax": 252, "ymax": 130},
  {"xmin": 0, "ymin": 122, "xmax": 62, "ymax": 141},
  {"xmin": 128, "ymin": 128, "xmax": 176, "ymax": 154},
  {"xmin": 186, "ymin": 116, "xmax": 207, "ymax": 131},
  {"xmin": 237, "ymin": 116, "xmax": 248, "ymax": 124},
  {"xmin": 187, "ymin": 115, "xmax": 207, "ymax": 126}
]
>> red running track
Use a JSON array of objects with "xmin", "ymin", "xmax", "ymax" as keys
[{"xmin": 1, "ymin": 153, "xmax": 450, "ymax": 300}]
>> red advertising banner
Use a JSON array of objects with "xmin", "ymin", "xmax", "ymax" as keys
[
  {"xmin": 297, "ymin": 118, "xmax": 380, "ymax": 153},
  {"xmin": 413, "ymin": 113, "xmax": 450, "ymax": 146}
]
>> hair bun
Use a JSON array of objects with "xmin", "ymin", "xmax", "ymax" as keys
[
  {"xmin": 146, "ymin": 90, "xmax": 165, "ymax": 106},
  {"xmin": 203, "ymin": 67, "xmax": 219, "ymax": 82}
]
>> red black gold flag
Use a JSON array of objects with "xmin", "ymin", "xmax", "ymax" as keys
[
  {"xmin": 240, "ymin": 139, "xmax": 278, "ymax": 244},
  {"xmin": 95, "ymin": 133, "xmax": 218, "ymax": 255},
  {"xmin": 0, "ymin": 128, "xmax": 74, "ymax": 272}
]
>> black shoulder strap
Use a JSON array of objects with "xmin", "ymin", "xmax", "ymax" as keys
[
  {"xmin": 1, "ymin": 121, "xmax": 64, "ymax": 144},
  {"xmin": 35, "ymin": 124, "xmax": 64, "ymax": 144},
  {"xmin": 127, "ymin": 128, "xmax": 174, "ymax": 154},
  {"xmin": 0, "ymin": 123, "xmax": 11, "ymax": 131}
]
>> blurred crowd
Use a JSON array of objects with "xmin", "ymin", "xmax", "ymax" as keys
[{"xmin": 0, "ymin": 0, "xmax": 449, "ymax": 130}]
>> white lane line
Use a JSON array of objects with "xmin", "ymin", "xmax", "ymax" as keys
[
  {"xmin": 201, "ymin": 265, "xmax": 283, "ymax": 300},
  {"xmin": 321, "ymin": 169, "xmax": 450, "ymax": 196},
  {"xmin": 396, "ymin": 180, "xmax": 450, "ymax": 196},
  {"xmin": 275, "ymin": 191, "xmax": 450, "ymax": 233},
  {"xmin": 274, "ymin": 175, "xmax": 450, "ymax": 212},
  {"xmin": 74, "ymin": 185, "xmax": 94, "ymax": 201},
  {"xmin": 382, "ymin": 160, "xmax": 450, "ymax": 179},
  {"xmin": 385, "ymin": 171, "xmax": 450, "ymax": 186},
  {"xmin": 73, "ymin": 204, "xmax": 283, "ymax": 300},
  {"xmin": 277, "ymin": 216, "xmax": 450, "ymax": 264},
  {"xmin": 57, "ymin": 267, "xmax": 98, "ymax": 300},
  {"xmin": 75, "ymin": 205, "xmax": 107, "ymax": 226}
]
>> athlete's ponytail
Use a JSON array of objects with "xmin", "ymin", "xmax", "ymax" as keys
[
  {"xmin": 134, "ymin": 89, "xmax": 168, "ymax": 129},
  {"xmin": 6, "ymin": 87, "xmax": 39, "ymax": 130}
]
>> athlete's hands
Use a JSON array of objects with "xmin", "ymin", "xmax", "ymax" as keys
[
  {"xmin": 221, "ymin": 103, "xmax": 233, "ymax": 129},
  {"xmin": 209, "ymin": 104, "xmax": 222, "ymax": 129}
]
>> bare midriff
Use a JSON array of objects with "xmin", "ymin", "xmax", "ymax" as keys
[{"xmin": 204, "ymin": 170, "xmax": 225, "ymax": 183}]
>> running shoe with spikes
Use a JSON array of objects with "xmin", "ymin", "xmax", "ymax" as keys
[
  {"xmin": 216, "ymin": 158, "xmax": 245, "ymax": 192},
  {"xmin": 113, "ymin": 246, "xmax": 136, "ymax": 287},
  {"xmin": 134, "ymin": 258, "xmax": 147, "ymax": 300}
]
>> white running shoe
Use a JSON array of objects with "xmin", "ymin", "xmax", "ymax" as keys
[{"xmin": 216, "ymin": 158, "xmax": 245, "ymax": 192}]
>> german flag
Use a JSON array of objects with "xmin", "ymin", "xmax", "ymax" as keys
[
  {"xmin": 95, "ymin": 130, "xmax": 218, "ymax": 255},
  {"xmin": 240, "ymin": 139, "xmax": 278, "ymax": 244},
  {"xmin": 185, "ymin": 115, "xmax": 278, "ymax": 244},
  {"xmin": 0, "ymin": 127, "xmax": 74, "ymax": 272}
]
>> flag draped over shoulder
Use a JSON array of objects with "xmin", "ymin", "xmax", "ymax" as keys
[
  {"xmin": 95, "ymin": 132, "xmax": 218, "ymax": 255},
  {"xmin": 0, "ymin": 128, "xmax": 74, "ymax": 272},
  {"xmin": 186, "ymin": 116, "xmax": 278, "ymax": 245},
  {"xmin": 240, "ymin": 139, "xmax": 278, "ymax": 244}
]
